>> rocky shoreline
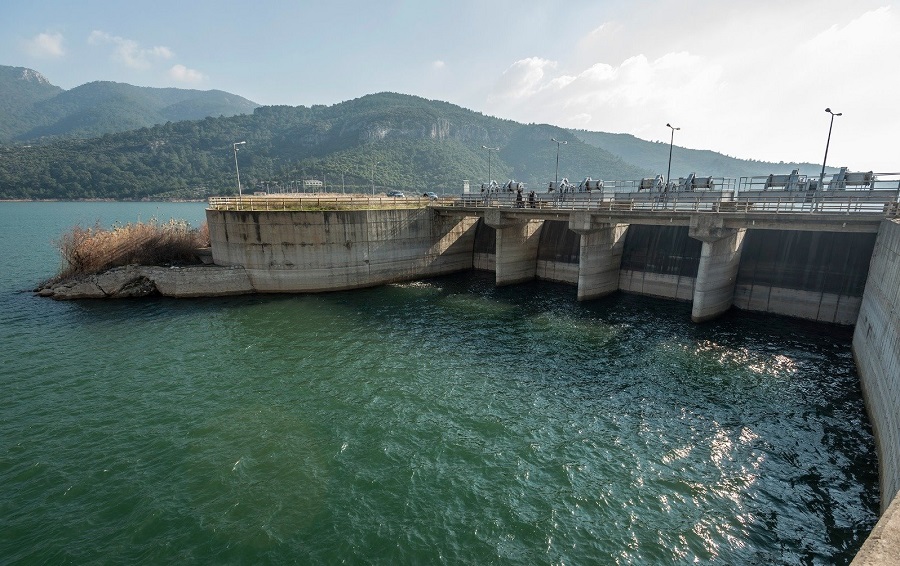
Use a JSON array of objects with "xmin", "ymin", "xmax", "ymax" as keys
[{"xmin": 36, "ymin": 264, "xmax": 255, "ymax": 300}]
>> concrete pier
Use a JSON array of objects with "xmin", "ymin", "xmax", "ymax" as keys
[
  {"xmin": 483, "ymin": 209, "xmax": 543, "ymax": 286},
  {"xmin": 689, "ymin": 216, "xmax": 746, "ymax": 322},
  {"xmin": 568, "ymin": 211, "xmax": 628, "ymax": 301}
]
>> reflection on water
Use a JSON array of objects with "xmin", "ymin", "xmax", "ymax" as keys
[{"xmin": 0, "ymin": 202, "xmax": 880, "ymax": 564}]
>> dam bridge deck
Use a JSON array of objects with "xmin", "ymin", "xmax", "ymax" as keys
[
  {"xmin": 208, "ymin": 189, "xmax": 900, "ymax": 233},
  {"xmin": 437, "ymin": 188, "xmax": 900, "ymax": 233}
]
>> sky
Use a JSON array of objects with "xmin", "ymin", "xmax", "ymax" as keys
[{"xmin": 3, "ymin": 0, "xmax": 899, "ymax": 173}]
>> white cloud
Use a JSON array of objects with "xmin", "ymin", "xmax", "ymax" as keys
[
  {"xmin": 87, "ymin": 30, "xmax": 173, "ymax": 69},
  {"xmin": 480, "ymin": 3, "xmax": 900, "ymax": 172},
  {"xmin": 168, "ymin": 64, "xmax": 205, "ymax": 84},
  {"xmin": 489, "ymin": 57, "xmax": 557, "ymax": 101},
  {"xmin": 432, "ymin": 60, "xmax": 446, "ymax": 70},
  {"xmin": 23, "ymin": 32, "xmax": 65, "ymax": 58}
]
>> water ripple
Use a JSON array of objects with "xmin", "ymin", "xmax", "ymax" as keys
[{"xmin": 0, "ymin": 203, "xmax": 880, "ymax": 564}]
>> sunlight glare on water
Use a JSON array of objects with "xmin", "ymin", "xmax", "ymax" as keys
[{"xmin": 0, "ymin": 202, "xmax": 879, "ymax": 564}]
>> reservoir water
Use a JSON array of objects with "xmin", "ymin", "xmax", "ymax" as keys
[{"xmin": 0, "ymin": 202, "xmax": 880, "ymax": 564}]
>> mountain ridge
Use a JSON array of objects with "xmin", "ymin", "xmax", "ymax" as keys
[
  {"xmin": 0, "ymin": 65, "xmax": 259, "ymax": 142},
  {"xmin": 0, "ymin": 66, "xmax": 835, "ymax": 200}
]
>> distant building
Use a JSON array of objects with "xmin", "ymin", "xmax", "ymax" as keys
[{"xmin": 303, "ymin": 180, "xmax": 324, "ymax": 192}]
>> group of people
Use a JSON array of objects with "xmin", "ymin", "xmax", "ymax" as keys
[{"xmin": 515, "ymin": 188, "xmax": 538, "ymax": 208}]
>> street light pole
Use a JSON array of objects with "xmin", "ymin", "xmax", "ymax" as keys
[
  {"xmin": 233, "ymin": 141, "xmax": 246, "ymax": 196},
  {"xmin": 665, "ymin": 124, "xmax": 679, "ymax": 190},
  {"xmin": 482, "ymin": 145, "xmax": 499, "ymax": 187},
  {"xmin": 820, "ymin": 108, "xmax": 842, "ymax": 190},
  {"xmin": 551, "ymin": 138, "xmax": 567, "ymax": 187}
]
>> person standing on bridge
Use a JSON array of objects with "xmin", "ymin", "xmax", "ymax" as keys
[{"xmin": 528, "ymin": 190, "xmax": 536, "ymax": 208}]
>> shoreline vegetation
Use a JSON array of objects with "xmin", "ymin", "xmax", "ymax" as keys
[{"xmin": 36, "ymin": 219, "xmax": 212, "ymax": 299}]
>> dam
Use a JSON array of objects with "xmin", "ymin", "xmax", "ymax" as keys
[{"xmin": 202, "ymin": 188, "xmax": 900, "ymax": 562}]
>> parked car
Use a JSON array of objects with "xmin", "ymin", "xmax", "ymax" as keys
[
  {"xmin": 423, "ymin": 192, "xmax": 438, "ymax": 199},
  {"xmin": 386, "ymin": 190, "xmax": 405, "ymax": 197}
]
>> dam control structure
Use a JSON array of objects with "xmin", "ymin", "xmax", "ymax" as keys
[{"xmin": 204, "ymin": 182, "xmax": 900, "ymax": 563}]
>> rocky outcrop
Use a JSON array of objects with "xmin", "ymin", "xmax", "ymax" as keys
[{"xmin": 37, "ymin": 264, "xmax": 254, "ymax": 300}]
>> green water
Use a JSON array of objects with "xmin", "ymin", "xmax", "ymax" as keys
[{"xmin": 0, "ymin": 202, "xmax": 879, "ymax": 564}]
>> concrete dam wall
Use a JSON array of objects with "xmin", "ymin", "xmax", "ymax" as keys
[
  {"xmin": 736, "ymin": 230, "xmax": 876, "ymax": 325},
  {"xmin": 207, "ymin": 208, "xmax": 478, "ymax": 292},
  {"xmin": 469, "ymin": 218, "xmax": 873, "ymax": 324},
  {"xmin": 854, "ymin": 219, "xmax": 900, "ymax": 511},
  {"xmin": 619, "ymin": 225, "xmax": 700, "ymax": 302},
  {"xmin": 204, "ymin": 206, "xmax": 900, "ymax": 559},
  {"xmin": 851, "ymin": 219, "xmax": 900, "ymax": 563}
]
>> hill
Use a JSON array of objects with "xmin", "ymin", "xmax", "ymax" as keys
[
  {"xmin": 0, "ymin": 89, "xmax": 841, "ymax": 201},
  {"xmin": 0, "ymin": 66, "xmax": 64, "ymax": 141},
  {"xmin": 0, "ymin": 92, "xmax": 653, "ymax": 200},
  {"xmin": 0, "ymin": 65, "xmax": 259, "ymax": 142},
  {"xmin": 571, "ymin": 130, "xmax": 826, "ymax": 180}
]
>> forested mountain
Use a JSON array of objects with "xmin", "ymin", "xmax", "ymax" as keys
[
  {"xmin": 0, "ymin": 85, "xmax": 834, "ymax": 201},
  {"xmin": 0, "ymin": 65, "xmax": 258, "ymax": 142},
  {"xmin": 571, "ymin": 130, "xmax": 827, "ymax": 180},
  {"xmin": 0, "ymin": 92, "xmax": 652, "ymax": 200},
  {"xmin": 0, "ymin": 66, "xmax": 64, "ymax": 141}
]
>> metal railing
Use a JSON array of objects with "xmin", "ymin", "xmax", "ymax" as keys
[
  {"xmin": 208, "ymin": 194, "xmax": 445, "ymax": 211},
  {"xmin": 445, "ymin": 189, "xmax": 900, "ymax": 216},
  {"xmin": 207, "ymin": 183, "xmax": 900, "ymax": 218}
]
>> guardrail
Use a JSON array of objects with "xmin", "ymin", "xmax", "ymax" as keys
[
  {"xmin": 208, "ymin": 194, "xmax": 445, "ymax": 211},
  {"xmin": 738, "ymin": 172, "xmax": 900, "ymax": 192},
  {"xmin": 208, "ymin": 188, "xmax": 900, "ymax": 218},
  {"xmin": 447, "ymin": 190, "xmax": 900, "ymax": 216}
]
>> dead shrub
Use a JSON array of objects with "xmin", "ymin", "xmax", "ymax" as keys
[{"xmin": 53, "ymin": 219, "xmax": 209, "ymax": 281}]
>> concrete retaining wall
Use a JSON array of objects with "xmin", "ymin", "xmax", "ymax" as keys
[
  {"xmin": 618, "ymin": 270, "xmax": 695, "ymax": 301},
  {"xmin": 536, "ymin": 220, "xmax": 580, "ymax": 284},
  {"xmin": 207, "ymin": 208, "xmax": 477, "ymax": 292},
  {"xmin": 618, "ymin": 225, "xmax": 700, "ymax": 301},
  {"xmin": 734, "ymin": 285, "xmax": 862, "ymax": 325},
  {"xmin": 854, "ymin": 219, "xmax": 900, "ymax": 510},
  {"xmin": 852, "ymin": 218, "xmax": 900, "ymax": 561},
  {"xmin": 736, "ymin": 230, "xmax": 876, "ymax": 324}
]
